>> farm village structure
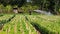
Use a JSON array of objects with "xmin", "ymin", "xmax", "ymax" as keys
[
  {"xmin": 13, "ymin": 7, "xmax": 23, "ymax": 14},
  {"xmin": 13, "ymin": 8, "xmax": 18, "ymax": 13}
]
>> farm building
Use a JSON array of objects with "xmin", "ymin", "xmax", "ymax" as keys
[
  {"xmin": 13, "ymin": 8, "xmax": 18, "ymax": 13},
  {"xmin": 13, "ymin": 8, "xmax": 23, "ymax": 13}
]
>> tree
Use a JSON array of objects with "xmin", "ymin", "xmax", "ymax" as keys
[
  {"xmin": 32, "ymin": 0, "xmax": 60, "ymax": 14},
  {"xmin": 0, "ymin": 0, "xmax": 26, "ymax": 7}
]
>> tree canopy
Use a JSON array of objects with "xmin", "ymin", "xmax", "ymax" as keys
[
  {"xmin": 0, "ymin": 0, "xmax": 26, "ymax": 7},
  {"xmin": 32, "ymin": 0, "xmax": 60, "ymax": 14}
]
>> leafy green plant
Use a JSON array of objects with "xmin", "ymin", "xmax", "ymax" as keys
[{"xmin": 26, "ymin": 15, "xmax": 60, "ymax": 34}]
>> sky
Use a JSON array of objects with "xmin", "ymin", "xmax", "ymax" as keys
[{"xmin": 27, "ymin": 0, "xmax": 31, "ymax": 2}]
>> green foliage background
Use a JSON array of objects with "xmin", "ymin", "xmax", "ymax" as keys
[{"xmin": 0, "ymin": 0, "xmax": 60, "ymax": 14}]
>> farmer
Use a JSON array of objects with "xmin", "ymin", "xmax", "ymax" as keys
[{"xmin": 29, "ymin": 9, "xmax": 32, "ymax": 15}]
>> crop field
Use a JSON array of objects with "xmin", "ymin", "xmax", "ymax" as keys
[
  {"xmin": 26, "ymin": 15, "xmax": 60, "ymax": 34},
  {"xmin": 0, "ymin": 14, "xmax": 38, "ymax": 34},
  {"xmin": 0, "ymin": 14, "xmax": 60, "ymax": 34}
]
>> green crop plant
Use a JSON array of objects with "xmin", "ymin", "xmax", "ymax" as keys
[
  {"xmin": 26, "ymin": 15, "xmax": 60, "ymax": 34},
  {"xmin": 0, "ymin": 14, "xmax": 37, "ymax": 34}
]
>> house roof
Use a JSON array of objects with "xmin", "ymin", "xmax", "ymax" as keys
[{"xmin": 13, "ymin": 8, "xmax": 18, "ymax": 10}]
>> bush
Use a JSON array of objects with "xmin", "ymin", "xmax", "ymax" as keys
[
  {"xmin": 0, "ymin": 4, "xmax": 13, "ymax": 13},
  {"xmin": 5, "ymin": 5, "xmax": 13, "ymax": 13},
  {"xmin": 0, "ymin": 4, "xmax": 4, "ymax": 13}
]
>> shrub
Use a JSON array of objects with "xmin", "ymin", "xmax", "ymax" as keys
[
  {"xmin": 0, "ymin": 4, "xmax": 4, "ymax": 13},
  {"xmin": 5, "ymin": 5, "xmax": 13, "ymax": 13}
]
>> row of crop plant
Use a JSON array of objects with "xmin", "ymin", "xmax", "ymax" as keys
[
  {"xmin": 0, "ymin": 14, "xmax": 15, "ymax": 24},
  {"xmin": 0, "ymin": 15, "xmax": 17, "ymax": 34},
  {"xmin": 0, "ymin": 14, "xmax": 15, "ymax": 31},
  {"xmin": 26, "ymin": 15, "xmax": 60, "ymax": 34},
  {"xmin": 21, "ymin": 15, "xmax": 37, "ymax": 34},
  {"xmin": 0, "ymin": 15, "xmax": 38, "ymax": 34},
  {"xmin": 0, "ymin": 14, "xmax": 14, "ymax": 21}
]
